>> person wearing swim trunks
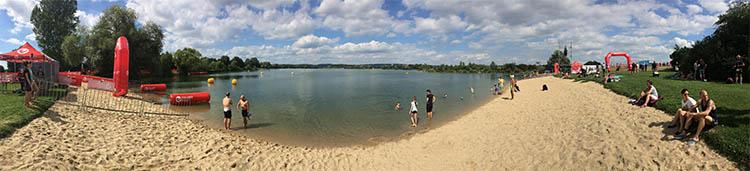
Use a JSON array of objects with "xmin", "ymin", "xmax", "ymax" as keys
[
  {"xmin": 735, "ymin": 55, "xmax": 745, "ymax": 84},
  {"xmin": 222, "ymin": 92, "xmax": 232, "ymax": 130},
  {"xmin": 426, "ymin": 89, "xmax": 435, "ymax": 120},
  {"xmin": 676, "ymin": 90, "xmax": 718, "ymax": 146},
  {"xmin": 237, "ymin": 95, "xmax": 250, "ymax": 128},
  {"xmin": 410, "ymin": 96, "xmax": 418, "ymax": 127},
  {"xmin": 510, "ymin": 75, "xmax": 517, "ymax": 100}
]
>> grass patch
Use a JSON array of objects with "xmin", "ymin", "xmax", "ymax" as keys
[
  {"xmin": 0, "ymin": 83, "xmax": 64, "ymax": 138},
  {"xmin": 570, "ymin": 71, "xmax": 750, "ymax": 170}
]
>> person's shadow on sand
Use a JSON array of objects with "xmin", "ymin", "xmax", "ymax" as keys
[
  {"xmin": 649, "ymin": 121, "xmax": 680, "ymax": 141},
  {"xmin": 231, "ymin": 123, "xmax": 274, "ymax": 130}
]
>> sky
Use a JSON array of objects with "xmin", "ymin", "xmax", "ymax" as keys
[{"xmin": 0, "ymin": 0, "xmax": 731, "ymax": 66}]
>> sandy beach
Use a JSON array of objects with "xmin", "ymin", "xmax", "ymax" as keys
[{"xmin": 0, "ymin": 76, "xmax": 737, "ymax": 170}]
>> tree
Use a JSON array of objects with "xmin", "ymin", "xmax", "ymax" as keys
[
  {"xmin": 546, "ymin": 50, "xmax": 570, "ymax": 71},
  {"xmin": 61, "ymin": 32, "xmax": 84, "ymax": 70},
  {"xmin": 230, "ymin": 56, "xmax": 245, "ymax": 70},
  {"xmin": 173, "ymin": 48, "xmax": 201, "ymax": 75},
  {"xmin": 30, "ymin": 0, "xmax": 79, "ymax": 69},
  {"xmin": 220, "ymin": 56, "xmax": 231, "ymax": 66},
  {"xmin": 229, "ymin": 60, "xmax": 244, "ymax": 71},
  {"xmin": 132, "ymin": 22, "xmax": 164, "ymax": 77},
  {"xmin": 247, "ymin": 57, "xmax": 260, "ymax": 69},
  {"xmin": 489, "ymin": 61, "xmax": 497, "ymax": 71},
  {"xmin": 158, "ymin": 52, "xmax": 174, "ymax": 76},
  {"xmin": 87, "ymin": 5, "xmax": 138, "ymax": 77}
]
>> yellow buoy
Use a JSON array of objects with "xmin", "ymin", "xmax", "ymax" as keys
[
  {"xmin": 260, "ymin": 72, "xmax": 264, "ymax": 75},
  {"xmin": 207, "ymin": 78, "xmax": 215, "ymax": 84},
  {"xmin": 232, "ymin": 79, "xmax": 237, "ymax": 85},
  {"xmin": 291, "ymin": 72, "xmax": 295, "ymax": 75},
  {"xmin": 405, "ymin": 72, "xmax": 409, "ymax": 75}
]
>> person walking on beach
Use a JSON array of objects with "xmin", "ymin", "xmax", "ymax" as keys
[
  {"xmin": 735, "ymin": 55, "xmax": 745, "ymax": 84},
  {"xmin": 676, "ymin": 90, "xmax": 718, "ymax": 146},
  {"xmin": 669, "ymin": 89, "xmax": 698, "ymax": 134},
  {"xmin": 222, "ymin": 92, "xmax": 232, "ymax": 130},
  {"xmin": 410, "ymin": 96, "xmax": 418, "ymax": 127},
  {"xmin": 237, "ymin": 95, "xmax": 250, "ymax": 128},
  {"xmin": 21, "ymin": 62, "xmax": 34, "ymax": 108},
  {"xmin": 426, "ymin": 89, "xmax": 436, "ymax": 120}
]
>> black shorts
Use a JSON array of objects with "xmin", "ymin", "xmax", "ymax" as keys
[
  {"xmin": 426, "ymin": 104, "xmax": 433, "ymax": 112},
  {"xmin": 21, "ymin": 82, "xmax": 31, "ymax": 91},
  {"xmin": 224, "ymin": 110, "xmax": 232, "ymax": 118},
  {"xmin": 241, "ymin": 110, "xmax": 249, "ymax": 117}
]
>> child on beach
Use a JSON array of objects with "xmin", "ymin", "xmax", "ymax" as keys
[{"xmin": 410, "ymin": 96, "xmax": 418, "ymax": 127}]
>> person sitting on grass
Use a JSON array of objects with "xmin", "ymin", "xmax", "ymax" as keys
[
  {"xmin": 635, "ymin": 80, "xmax": 658, "ymax": 107},
  {"xmin": 668, "ymin": 89, "xmax": 698, "ymax": 133},
  {"xmin": 675, "ymin": 90, "xmax": 718, "ymax": 146}
]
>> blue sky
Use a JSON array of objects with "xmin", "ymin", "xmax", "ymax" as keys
[{"xmin": 0, "ymin": 0, "xmax": 730, "ymax": 66}]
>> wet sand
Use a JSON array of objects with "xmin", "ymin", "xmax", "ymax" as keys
[{"xmin": 0, "ymin": 76, "xmax": 737, "ymax": 170}]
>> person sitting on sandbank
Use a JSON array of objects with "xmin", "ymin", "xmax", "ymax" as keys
[
  {"xmin": 635, "ymin": 80, "xmax": 658, "ymax": 107},
  {"xmin": 669, "ymin": 89, "xmax": 698, "ymax": 134},
  {"xmin": 675, "ymin": 90, "xmax": 718, "ymax": 146}
]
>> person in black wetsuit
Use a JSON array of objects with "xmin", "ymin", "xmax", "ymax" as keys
[
  {"xmin": 425, "ymin": 89, "xmax": 436, "ymax": 120},
  {"xmin": 676, "ymin": 90, "xmax": 718, "ymax": 146}
]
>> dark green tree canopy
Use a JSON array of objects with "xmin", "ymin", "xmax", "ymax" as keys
[{"xmin": 30, "ymin": 0, "xmax": 79, "ymax": 68}]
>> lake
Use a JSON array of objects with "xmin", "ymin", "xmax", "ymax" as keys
[{"xmin": 164, "ymin": 69, "xmax": 510, "ymax": 147}]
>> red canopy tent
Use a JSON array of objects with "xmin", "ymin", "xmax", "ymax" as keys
[
  {"xmin": 0, "ymin": 42, "xmax": 55, "ymax": 63},
  {"xmin": 571, "ymin": 61, "xmax": 583, "ymax": 73}
]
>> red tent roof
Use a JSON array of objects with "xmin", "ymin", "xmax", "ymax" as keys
[{"xmin": 0, "ymin": 42, "xmax": 54, "ymax": 63}]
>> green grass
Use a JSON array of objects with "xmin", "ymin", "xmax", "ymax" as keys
[
  {"xmin": 0, "ymin": 83, "xmax": 63, "ymax": 138},
  {"xmin": 570, "ymin": 71, "xmax": 750, "ymax": 170}
]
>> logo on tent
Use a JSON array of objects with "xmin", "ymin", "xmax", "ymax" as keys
[{"xmin": 16, "ymin": 48, "xmax": 29, "ymax": 54}]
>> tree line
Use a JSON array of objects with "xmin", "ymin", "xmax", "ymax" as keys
[{"xmin": 670, "ymin": 1, "xmax": 749, "ymax": 81}]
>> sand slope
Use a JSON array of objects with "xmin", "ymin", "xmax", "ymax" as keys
[{"xmin": 0, "ymin": 76, "xmax": 737, "ymax": 170}]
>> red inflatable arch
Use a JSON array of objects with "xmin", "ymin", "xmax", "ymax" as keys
[{"xmin": 604, "ymin": 52, "xmax": 632, "ymax": 72}]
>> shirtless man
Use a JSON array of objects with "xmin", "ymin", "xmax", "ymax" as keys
[
  {"xmin": 237, "ymin": 95, "xmax": 250, "ymax": 128},
  {"xmin": 222, "ymin": 92, "xmax": 232, "ymax": 130}
]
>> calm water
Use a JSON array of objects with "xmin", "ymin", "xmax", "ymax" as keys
[{"xmin": 163, "ymin": 69, "xmax": 509, "ymax": 147}]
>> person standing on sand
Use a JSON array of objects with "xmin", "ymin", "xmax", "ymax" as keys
[
  {"xmin": 735, "ymin": 55, "xmax": 745, "ymax": 84},
  {"xmin": 222, "ymin": 92, "xmax": 232, "ymax": 130},
  {"xmin": 676, "ymin": 90, "xmax": 718, "ymax": 146},
  {"xmin": 669, "ymin": 89, "xmax": 698, "ymax": 134},
  {"xmin": 510, "ymin": 75, "xmax": 517, "ymax": 100},
  {"xmin": 237, "ymin": 95, "xmax": 250, "ymax": 128},
  {"xmin": 426, "ymin": 89, "xmax": 436, "ymax": 120},
  {"xmin": 410, "ymin": 96, "xmax": 418, "ymax": 127}
]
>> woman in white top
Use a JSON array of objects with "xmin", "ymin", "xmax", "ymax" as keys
[
  {"xmin": 410, "ymin": 96, "xmax": 418, "ymax": 127},
  {"xmin": 638, "ymin": 80, "xmax": 658, "ymax": 107},
  {"xmin": 669, "ymin": 89, "xmax": 698, "ymax": 135}
]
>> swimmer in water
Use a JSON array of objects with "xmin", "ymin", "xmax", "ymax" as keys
[
  {"xmin": 410, "ymin": 96, "xmax": 418, "ymax": 127},
  {"xmin": 443, "ymin": 93, "xmax": 448, "ymax": 98},
  {"xmin": 395, "ymin": 102, "xmax": 401, "ymax": 110}
]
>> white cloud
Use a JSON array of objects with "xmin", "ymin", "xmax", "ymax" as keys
[
  {"xmin": 671, "ymin": 37, "xmax": 693, "ymax": 47},
  {"xmin": 699, "ymin": 0, "xmax": 728, "ymax": 13},
  {"xmin": 0, "ymin": 0, "xmax": 37, "ymax": 34},
  {"xmin": 24, "ymin": 33, "xmax": 35, "ymax": 41},
  {"xmin": 468, "ymin": 42, "xmax": 482, "ymax": 49},
  {"xmin": 292, "ymin": 34, "xmax": 338, "ymax": 49},
  {"xmin": 75, "ymin": 10, "xmax": 101, "ymax": 28},
  {"xmin": 413, "ymin": 15, "xmax": 467, "ymax": 37},
  {"xmin": 686, "ymin": 4, "xmax": 703, "ymax": 15},
  {"xmin": 314, "ymin": 0, "xmax": 410, "ymax": 37},
  {"xmin": 4, "ymin": 38, "xmax": 24, "ymax": 45}
]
